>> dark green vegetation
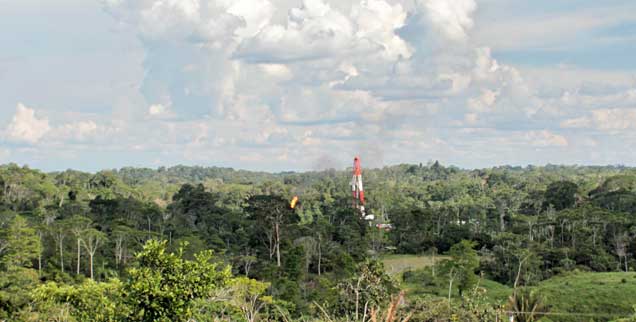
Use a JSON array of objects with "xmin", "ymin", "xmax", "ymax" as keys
[{"xmin": 1, "ymin": 162, "xmax": 636, "ymax": 321}]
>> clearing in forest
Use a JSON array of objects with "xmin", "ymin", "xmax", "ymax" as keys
[{"xmin": 380, "ymin": 254, "xmax": 449, "ymax": 276}]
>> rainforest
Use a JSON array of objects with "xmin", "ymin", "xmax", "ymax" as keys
[{"xmin": 1, "ymin": 162, "xmax": 636, "ymax": 321}]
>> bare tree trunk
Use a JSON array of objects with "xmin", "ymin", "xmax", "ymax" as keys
[
  {"xmin": 59, "ymin": 238, "xmax": 64, "ymax": 273},
  {"xmin": 89, "ymin": 254, "xmax": 94, "ymax": 280},
  {"xmin": 448, "ymin": 268, "xmax": 455, "ymax": 304},
  {"xmin": 37, "ymin": 232, "xmax": 42, "ymax": 275},
  {"xmin": 355, "ymin": 287, "xmax": 360, "ymax": 321},
  {"xmin": 76, "ymin": 239, "xmax": 81, "ymax": 275},
  {"xmin": 275, "ymin": 222, "xmax": 281, "ymax": 267},
  {"xmin": 514, "ymin": 255, "xmax": 531, "ymax": 290},
  {"xmin": 317, "ymin": 237, "xmax": 322, "ymax": 276},
  {"xmin": 561, "ymin": 222, "xmax": 565, "ymax": 246},
  {"xmin": 362, "ymin": 300, "xmax": 370, "ymax": 322}
]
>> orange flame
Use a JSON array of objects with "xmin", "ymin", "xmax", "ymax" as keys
[{"xmin": 290, "ymin": 196, "xmax": 299, "ymax": 209}]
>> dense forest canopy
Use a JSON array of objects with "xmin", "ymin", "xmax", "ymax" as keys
[{"xmin": 1, "ymin": 162, "xmax": 636, "ymax": 321}]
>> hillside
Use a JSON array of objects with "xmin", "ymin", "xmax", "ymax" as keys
[{"xmin": 536, "ymin": 272, "xmax": 636, "ymax": 322}]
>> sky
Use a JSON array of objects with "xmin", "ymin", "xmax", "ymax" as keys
[{"xmin": 1, "ymin": 0, "xmax": 635, "ymax": 172}]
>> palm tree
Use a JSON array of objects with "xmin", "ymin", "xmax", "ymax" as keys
[{"xmin": 506, "ymin": 288, "xmax": 548, "ymax": 322}]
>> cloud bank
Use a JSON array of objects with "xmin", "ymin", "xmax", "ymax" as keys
[{"xmin": 2, "ymin": 0, "xmax": 636, "ymax": 171}]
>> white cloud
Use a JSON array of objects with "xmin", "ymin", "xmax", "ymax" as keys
[
  {"xmin": 524, "ymin": 130, "xmax": 568, "ymax": 147},
  {"xmin": 561, "ymin": 108, "xmax": 636, "ymax": 131},
  {"xmin": 5, "ymin": 103, "xmax": 50, "ymax": 144},
  {"xmin": 236, "ymin": 0, "xmax": 410, "ymax": 62},
  {"xmin": 468, "ymin": 88, "xmax": 499, "ymax": 112},
  {"xmin": 418, "ymin": 0, "xmax": 477, "ymax": 41},
  {"xmin": 31, "ymin": 0, "xmax": 622, "ymax": 170},
  {"xmin": 259, "ymin": 63, "xmax": 293, "ymax": 80},
  {"xmin": 53, "ymin": 121, "xmax": 100, "ymax": 141},
  {"xmin": 149, "ymin": 104, "xmax": 167, "ymax": 116},
  {"xmin": 224, "ymin": 0, "xmax": 274, "ymax": 38}
]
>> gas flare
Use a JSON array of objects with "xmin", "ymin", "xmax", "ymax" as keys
[{"xmin": 290, "ymin": 196, "xmax": 299, "ymax": 209}]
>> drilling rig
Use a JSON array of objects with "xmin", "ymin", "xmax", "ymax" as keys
[{"xmin": 351, "ymin": 156, "xmax": 374, "ymax": 221}]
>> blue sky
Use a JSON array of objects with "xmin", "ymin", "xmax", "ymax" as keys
[{"xmin": 1, "ymin": 0, "xmax": 635, "ymax": 172}]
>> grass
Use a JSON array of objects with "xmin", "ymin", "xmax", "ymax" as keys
[
  {"xmin": 384, "ymin": 255, "xmax": 636, "ymax": 322},
  {"xmin": 380, "ymin": 254, "xmax": 449, "ymax": 276},
  {"xmin": 401, "ymin": 271, "xmax": 512, "ymax": 304},
  {"xmin": 535, "ymin": 271, "xmax": 636, "ymax": 322}
]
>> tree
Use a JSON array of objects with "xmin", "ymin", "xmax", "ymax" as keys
[
  {"xmin": 544, "ymin": 180, "xmax": 578, "ymax": 211},
  {"xmin": 0, "ymin": 215, "xmax": 40, "ymax": 269},
  {"xmin": 50, "ymin": 219, "xmax": 70, "ymax": 273},
  {"xmin": 228, "ymin": 277, "xmax": 272, "ymax": 322},
  {"xmin": 112, "ymin": 225, "xmax": 135, "ymax": 269},
  {"xmin": 0, "ymin": 266, "xmax": 39, "ymax": 319},
  {"xmin": 492, "ymin": 184, "xmax": 523, "ymax": 232},
  {"xmin": 247, "ymin": 195, "xmax": 299, "ymax": 267},
  {"xmin": 441, "ymin": 260, "xmax": 460, "ymax": 303},
  {"xmin": 506, "ymin": 288, "xmax": 548, "ymax": 322},
  {"xmin": 123, "ymin": 240, "xmax": 232, "ymax": 321},
  {"xmin": 447, "ymin": 240, "xmax": 479, "ymax": 296},
  {"xmin": 32, "ymin": 279, "xmax": 126, "ymax": 322},
  {"xmin": 69, "ymin": 215, "xmax": 92, "ymax": 275},
  {"xmin": 340, "ymin": 260, "xmax": 398, "ymax": 321},
  {"xmin": 81, "ymin": 228, "xmax": 107, "ymax": 280}
]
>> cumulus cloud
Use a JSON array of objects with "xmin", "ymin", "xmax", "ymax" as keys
[
  {"xmin": 5, "ymin": 103, "xmax": 51, "ymax": 144},
  {"xmin": 524, "ymin": 130, "xmax": 568, "ymax": 147},
  {"xmin": 52, "ymin": 121, "xmax": 101, "ymax": 142},
  {"xmin": 418, "ymin": 0, "xmax": 477, "ymax": 41},
  {"xmin": 102, "ymin": 0, "xmax": 275, "ymax": 118},
  {"xmin": 235, "ymin": 0, "xmax": 410, "ymax": 62},
  {"xmin": 3, "ymin": 103, "xmax": 119, "ymax": 146},
  {"xmin": 468, "ymin": 88, "xmax": 499, "ymax": 112},
  {"xmin": 561, "ymin": 108, "xmax": 636, "ymax": 131},
  {"xmin": 42, "ymin": 0, "xmax": 623, "ymax": 169}
]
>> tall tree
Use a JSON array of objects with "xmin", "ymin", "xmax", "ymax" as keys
[
  {"xmin": 0, "ymin": 215, "xmax": 40, "ymax": 269},
  {"xmin": 69, "ymin": 215, "xmax": 92, "ymax": 275},
  {"xmin": 247, "ymin": 195, "xmax": 299, "ymax": 267},
  {"xmin": 441, "ymin": 240, "xmax": 480, "ymax": 297},
  {"xmin": 81, "ymin": 228, "xmax": 107, "ymax": 280},
  {"xmin": 544, "ymin": 181, "xmax": 578, "ymax": 211}
]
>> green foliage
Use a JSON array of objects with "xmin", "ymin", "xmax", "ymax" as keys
[
  {"xmin": 535, "ymin": 272, "xmax": 636, "ymax": 322},
  {"xmin": 123, "ymin": 240, "xmax": 232, "ymax": 321},
  {"xmin": 407, "ymin": 287, "xmax": 500, "ymax": 322},
  {"xmin": 2, "ymin": 163, "xmax": 636, "ymax": 320},
  {"xmin": 544, "ymin": 181, "xmax": 578, "ymax": 211},
  {"xmin": 0, "ymin": 215, "xmax": 41, "ymax": 269},
  {"xmin": 507, "ymin": 287, "xmax": 548, "ymax": 322},
  {"xmin": 228, "ymin": 277, "xmax": 273, "ymax": 322},
  {"xmin": 337, "ymin": 259, "xmax": 399, "ymax": 319},
  {"xmin": 447, "ymin": 240, "xmax": 480, "ymax": 295},
  {"xmin": 32, "ymin": 279, "xmax": 126, "ymax": 321},
  {"xmin": 0, "ymin": 267, "xmax": 39, "ymax": 319},
  {"xmin": 389, "ymin": 208, "xmax": 436, "ymax": 253}
]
